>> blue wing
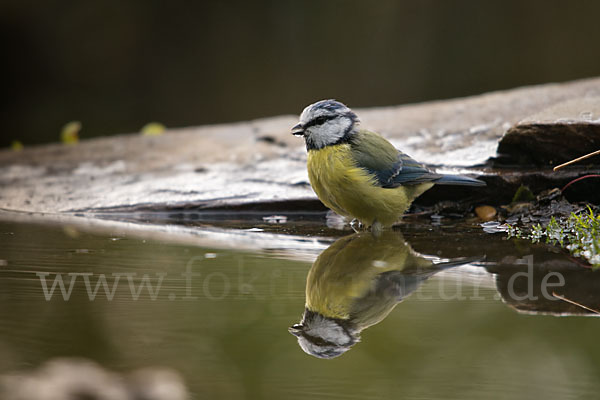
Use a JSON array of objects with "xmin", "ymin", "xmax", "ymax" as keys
[
  {"xmin": 368, "ymin": 151, "xmax": 442, "ymax": 188},
  {"xmin": 350, "ymin": 130, "xmax": 485, "ymax": 188}
]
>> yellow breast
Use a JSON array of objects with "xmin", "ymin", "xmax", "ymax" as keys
[{"xmin": 307, "ymin": 145, "xmax": 432, "ymax": 227}]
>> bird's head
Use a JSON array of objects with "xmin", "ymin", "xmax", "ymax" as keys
[
  {"xmin": 291, "ymin": 100, "xmax": 359, "ymax": 150},
  {"xmin": 288, "ymin": 309, "xmax": 359, "ymax": 359}
]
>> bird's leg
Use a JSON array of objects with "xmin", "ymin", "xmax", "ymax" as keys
[{"xmin": 349, "ymin": 218, "xmax": 363, "ymax": 233}]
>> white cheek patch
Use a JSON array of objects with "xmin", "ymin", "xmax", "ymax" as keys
[
  {"xmin": 304, "ymin": 316, "xmax": 353, "ymax": 346},
  {"xmin": 307, "ymin": 118, "xmax": 352, "ymax": 148}
]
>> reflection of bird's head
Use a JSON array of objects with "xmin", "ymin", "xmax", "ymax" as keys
[
  {"xmin": 290, "ymin": 231, "xmax": 474, "ymax": 359},
  {"xmin": 290, "ymin": 231, "xmax": 420, "ymax": 359},
  {"xmin": 288, "ymin": 309, "xmax": 358, "ymax": 359},
  {"xmin": 291, "ymin": 100, "xmax": 359, "ymax": 150}
]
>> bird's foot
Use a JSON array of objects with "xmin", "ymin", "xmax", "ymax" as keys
[{"xmin": 349, "ymin": 219, "xmax": 364, "ymax": 233}]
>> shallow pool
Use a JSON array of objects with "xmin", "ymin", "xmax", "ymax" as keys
[{"xmin": 0, "ymin": 215, "xmax": 598, "ymax": 399}]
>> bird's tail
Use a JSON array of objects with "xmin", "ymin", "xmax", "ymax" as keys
[{"xmin": 435, "ymin": 174, "xmax": 486, "ymax": 187}]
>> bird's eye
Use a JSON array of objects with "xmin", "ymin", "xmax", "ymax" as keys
[{"xmin": 314, "ymin": 116, "xmax": 329, "ymax": 125}]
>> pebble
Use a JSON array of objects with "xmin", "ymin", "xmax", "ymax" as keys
[{"xmin": 475, "ymin": 205, "xmax": 497, "ymax": 221}]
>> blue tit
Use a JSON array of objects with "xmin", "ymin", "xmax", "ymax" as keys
[
  {"xmin": 289, "ymin": 231, "xmax": 475, "ymax": 359},
  {"xmin": 291, "ymin": 100, "xmax": 486, "ymax": 231}
]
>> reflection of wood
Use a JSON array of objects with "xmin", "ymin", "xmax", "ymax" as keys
[
  {"xmin": 404, "ymin": 224, "xmax": 600, "ymax": 318},
  {"xmin": 552, "ymin": 292, "xmax": 600, "ymax": 315},
  {"xmin": 493, "ymin": 264, "xmax": 600, "ymax": 317}
]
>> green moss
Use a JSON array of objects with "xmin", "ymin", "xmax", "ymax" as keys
[
  {"xmin": 511, "ymin": 184, "xmax": 535, "ymax": 203},
  {"xmin": 508, "ymin": 207, "xmax": 600, "ymax": 268},
  {"xmin": 508, "ymin": 206, "xmax": 600, "ymax": 267}
]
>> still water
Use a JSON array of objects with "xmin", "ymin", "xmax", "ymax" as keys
[{"xmin": 0, "ymin": 214, "xmax": 599, "ymax": 399}]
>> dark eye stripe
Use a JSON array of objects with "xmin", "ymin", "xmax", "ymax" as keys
[{"xmin": 304, "ymin": 114, "xmax": 337, "ymax": 129}]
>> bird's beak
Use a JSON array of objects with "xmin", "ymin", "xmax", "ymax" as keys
[
  {"xmin": 291, "ymin": 123, "xmax": 305, "ymax": 137},
  {"xmin": 288, "ymin": 324, "xmax": 304, "ymax": 336}
]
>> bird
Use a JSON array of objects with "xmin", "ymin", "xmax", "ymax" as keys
[
  {"xmin": 289, "ymin": 231, "xmax": 477, "ymax": 359},
  {"xmin": 291, "ymin": 100, "xmax": 486, "ymax": 231}
]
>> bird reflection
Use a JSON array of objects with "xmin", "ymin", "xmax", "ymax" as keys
[{"xmin": 289, "ymin": 231, "xmax": 474, "ymax": 359}]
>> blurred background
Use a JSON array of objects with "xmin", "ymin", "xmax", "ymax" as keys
[{"xmin": 2, "ymin": 0, "xmax": 600, "ymax": 147}]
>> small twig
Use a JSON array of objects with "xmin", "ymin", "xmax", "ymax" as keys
[
  {"xmin": 552, "ymin": 292, "xmax": 600, "ymax": 315},
  {"xmin": 560, "ymin": 174, "xmax": 600, "ymax": 192},
  {"xmin": 553, "ymin": 149, "xmax": 600, "ymax": 171},
  {"xmin": 566, "ymin": 254, "xmax": 593, "ymax": 269}
]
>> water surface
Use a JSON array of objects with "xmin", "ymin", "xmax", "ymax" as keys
[{"xmin": 0, "ymin": 216, "xmax": 598, "ymax": 399}]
